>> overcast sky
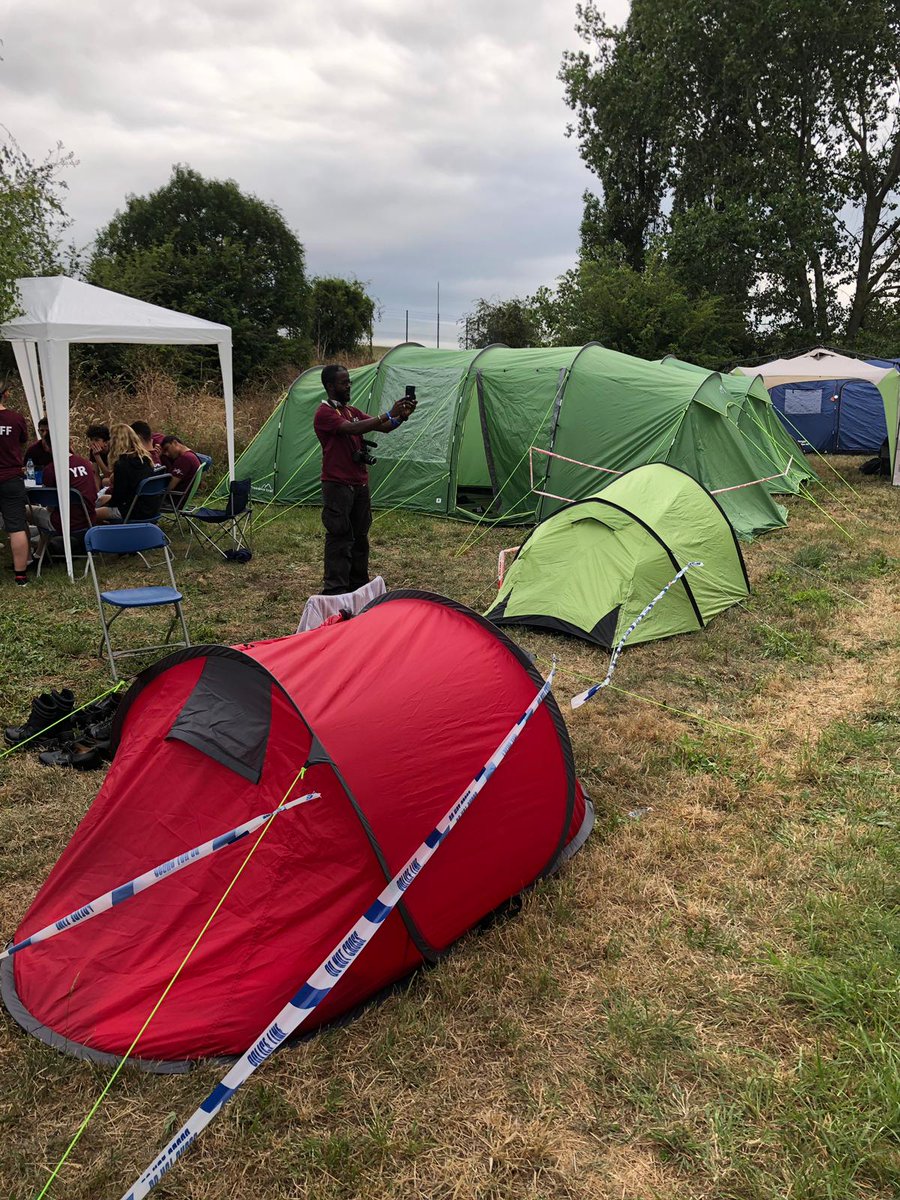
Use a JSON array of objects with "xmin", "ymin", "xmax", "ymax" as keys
[{"xmin": 1, "ymin": 0, "xmax": 631, "ymax": 347}]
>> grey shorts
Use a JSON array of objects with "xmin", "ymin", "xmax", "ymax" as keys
[{"xmin": 0, "ymin": 476, "xmax": 27, "ymax": 534}]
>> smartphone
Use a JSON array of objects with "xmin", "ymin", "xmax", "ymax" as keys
[{"xmin": 405, "ymin": 385, "xmax": 417, "ymax": 400}]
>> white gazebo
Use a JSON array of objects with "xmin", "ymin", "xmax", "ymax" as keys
[{"xmin": 0, "ymin": 276, "xmax": 235, "ymax": 576}]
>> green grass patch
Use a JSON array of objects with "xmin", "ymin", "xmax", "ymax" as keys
[{"xmin": 0, "ymin": 456, "xmax": 898, "ymax": 1199}]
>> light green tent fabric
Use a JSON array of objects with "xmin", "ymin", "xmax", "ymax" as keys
[
  {"xmin": 225, "ymin": 344, "xmax": 806, "ymax": 539},
  {"xmin": 485, "ymin": 464, "xmax": 750, "ymax": 648}
]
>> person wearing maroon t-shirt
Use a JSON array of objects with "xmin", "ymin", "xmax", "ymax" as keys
[
  {"xmin": 159, "ymin": 435, "xmax": 201, "ymax": 507},
  {"xmin": 86, "ymin": 423, "xmax": 111, "ymax": 489},
  {"xmin": 131, "ymin": 421, "xmax": 164, "ymax": 468},
  {"xmin": 24, "ymin": 417, "xmax": 53, "ymax": 471},
  {"xmin": 41, "ymin": 450, "xmax": 98, "ymax": 532},
  {"xmin": 0, "ymin": 381, "xmax": 31, "ymax": 585},
  {"xmin": 313, "ymin": 364, "xmax": 416, "ymax": 595}
]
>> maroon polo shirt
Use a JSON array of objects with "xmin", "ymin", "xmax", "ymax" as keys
[
  {"xmin": 43, "ymin": 453, "xmax": 99, "ymax": 532},
  {"xmin": 314, "ymin": 402, "xmax": 369, "ymax": 485},
  {"xmin": 0, "ymin": 408, "xmax": 28, "ymax": 482}
]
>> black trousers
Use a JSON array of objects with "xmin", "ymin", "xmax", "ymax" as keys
[{"xmin": 321, "ymin": 481, "xmax": 372, "ymax": 595}]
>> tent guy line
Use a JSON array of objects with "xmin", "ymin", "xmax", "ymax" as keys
[
  {"xmin": 119, "ymin": 664, "xmax": 558, "ymax": 1200},
  {"xmin": 1, "ymin": 793, "xmax": 320, "ymax": 963},
  {"xmin": 35, "ymin": 764, "xmax": 311, "ymax": 1200},
  {"xmin": 570, "ymin": 563, "xmax": 702, "ymax": 709},
  {"xmin": 553, "ymin": 660, "xmax": 768, "ymax": 742}
]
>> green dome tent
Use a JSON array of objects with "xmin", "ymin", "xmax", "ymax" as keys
[
  {"xmin": 226, "ymin": 344, "xmax": 807, "ymax": 540},
  {"xmin": 484, "ymin": 464, "xmax": 750, "ymax": 648}
]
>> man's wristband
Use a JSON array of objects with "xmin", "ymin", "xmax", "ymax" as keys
[{"xmin": 384, "ymin": 413, "xmax": 400, "ymax": 428}]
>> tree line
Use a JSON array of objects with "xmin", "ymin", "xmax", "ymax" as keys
[
  {"xmin": 462, "ymin": 0, "xmax": 900, "ymax": 367},
  {"xmin": 1, "ymin": 149, "xmax": 375, "ymax": 386}
]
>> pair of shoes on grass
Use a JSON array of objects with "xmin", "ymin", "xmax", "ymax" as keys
[
  {"xmin": 4, "ymin": 690, "xmax": 120, "ymax": 768},
  {"xmin": 38, "ymin": 726, "xmax": 112, "ymax": 770}
]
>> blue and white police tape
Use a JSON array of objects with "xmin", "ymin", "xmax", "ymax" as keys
[
  {"xmin": 570, "ymin": 563, "xmax": 703, "ymax": 709},
  {"xmin": 120, "ymin": 663, "xmax": 557, "ymax": 1200},
  {"xmin": 1, "ymin": 793, "xmax": 320, "ymax": 963}
]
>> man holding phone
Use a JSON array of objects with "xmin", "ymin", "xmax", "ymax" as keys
[{"xmin": 314, "ymin": 365, "xmax": 417, "ymax": 594}]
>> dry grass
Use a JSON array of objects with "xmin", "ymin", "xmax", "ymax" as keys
[{"xmin": 0, "ymin": 446, "xmax": 898, "ymax": 1200}]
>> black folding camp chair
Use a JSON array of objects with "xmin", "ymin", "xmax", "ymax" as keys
[{"xmin": 183, "ymin": 479, "xmax": 253, "ymax": 561}]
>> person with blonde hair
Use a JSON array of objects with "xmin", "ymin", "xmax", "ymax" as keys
[{"xmin": 94, "ymin": 423, "xmax": 158, "ymax": 522}]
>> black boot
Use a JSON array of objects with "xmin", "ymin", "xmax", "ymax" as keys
[
  {"xmin": 72, "ymin": 693, "xmax": 119, "ymax": 734},
  {"xmin": 4, "ymin": 689, "xmax": 75, "ymax": 748},
  {"xmin": 5, "ymin": 693, "xmax": 59, "ymax": 747}
]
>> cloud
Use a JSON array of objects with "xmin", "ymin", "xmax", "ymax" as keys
[{"xmin": 0, "ymin": 0, "xmax": 631, "ymax": 342}]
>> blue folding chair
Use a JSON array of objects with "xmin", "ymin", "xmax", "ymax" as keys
[
  {"xmin": 120, "ymin": 473, "xmax": 172, "ymax": 524},
  {"xmin": 85, "ymin": 523, "xmax": 190, "ymax": 681},
  {"xmin": 183, "ymin": 478, "xmax": 253, "ymax": 561}
]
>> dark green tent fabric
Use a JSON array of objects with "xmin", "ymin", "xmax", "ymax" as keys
[
  {"xmin": 661, "ymin": 356, "xmax": 813, "ymax": 497},
  {"xmin": 224, "ymin": 344, "xmax": 805, "ymax": 539},
  {"xmin": 485, "ymin": 464, "xmax": 750, "ymax": 648}
]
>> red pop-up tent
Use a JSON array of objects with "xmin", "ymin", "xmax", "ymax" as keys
[{"xmin": 2, "ymin": 592, "xmax": 591, "ymax": 1070}]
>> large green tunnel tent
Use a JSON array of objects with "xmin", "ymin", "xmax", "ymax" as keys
[{"xmin": 228, "ymin": 344, "xmax": 810, "ymax": 540}]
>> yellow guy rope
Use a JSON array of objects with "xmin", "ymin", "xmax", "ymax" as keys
[{"xmin": 36, "ymin": 764, "xmax": 309, "ymax": 1200}]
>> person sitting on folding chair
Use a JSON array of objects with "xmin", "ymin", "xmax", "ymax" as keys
[
  {"xmin": 160, "ymin": 435, "xmax": 202, "ymax": 509},
  {"xmin": 94, "ymin": 424, "xmax": 156, "ymax": 522},
  {"xmin": 130, "ymin": 420, "xmax": 164, "ymax": 468},
  {"xmin": 85, "ymin": 422, "xmax": 112, "ymax": 489},
  {"xmin": 25, "ymin": 417, "xmax": 54, "ymax": 472},
  {"xmin": 31, "ymin": 443, "xmax": 97, "ymax": 536}
]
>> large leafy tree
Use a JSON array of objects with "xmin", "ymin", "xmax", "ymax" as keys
[
  {"xmin": 561, "ymin": 0, "xmax": 900, "ymax": 349},
  {"xmin": 459, "ymin": 297, "xmax": 543, "ymax": 348},
  {"xmin": 88, "ymin": 165, "xmax": 310, "ymax": 382},
  {"xmin": 532, "ymin": 250, "xmax": 751, "ymax": 365},
  {"xmin": 0, "ymin": 131, "xmax": 74, "ymax": 323},
  {"xmin": 309, "ymin": 277, "xmax": 376, "ymax": 360}
]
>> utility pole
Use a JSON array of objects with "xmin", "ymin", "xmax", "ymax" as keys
[
  {"xmin": 405, "ymin": 309, "xmax": 409, "ymax": 343},
  {"xmin": 436, "ymin": 281, "xmax": 440, "ymax": 349}
]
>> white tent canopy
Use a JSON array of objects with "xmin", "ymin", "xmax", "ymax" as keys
[
  {"xmin": 736, "ymin": 347, "xmax": 895, "ymax": 389},
  {"xmin": 0, "ymin": 276, "xmax": 235, "ymax": 577}
]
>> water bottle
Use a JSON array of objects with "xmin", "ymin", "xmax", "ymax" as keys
[{"xmin": 25, "ymin": 459, "xmax": 35, "ymax": 484}]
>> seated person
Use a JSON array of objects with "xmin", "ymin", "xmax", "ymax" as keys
[
  {"xmin": 30, "ymin": 444, "xmax": 98, "ymax": 536},
  {"xmin": 131, "ymin": 420, "xmax": 164, "ymax": 468},
  {"xmin": 25, "ymin": 417, "xmax": 54, "ymax": 471},
  {"xmin": 94, "ymin": 424, "xmax": 157, "ymax": 522},
  {"xmin": 86, "ymin": 422, "xmax": 111, "ymax": 489},
  {"xmin": 160, "ymin": 434, "xmax": 202, "ymax": 507}
]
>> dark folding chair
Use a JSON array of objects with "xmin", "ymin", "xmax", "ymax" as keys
[
  {"xmin": 183, "ymin": 478, "xmax": 253, "ymax": 561},
  {"xmin": 85, "ymin": 523, "xmax": 190, "ymax": 682},
  {"xmin": 121, "ymin": 473, "xmax": 172, "ymax": 524},
  {"xmin": 27, "ymin": 486, "xmax": 95, "ymax": 578}
]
